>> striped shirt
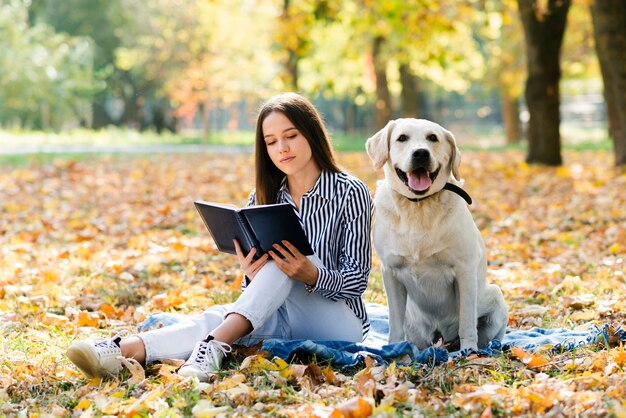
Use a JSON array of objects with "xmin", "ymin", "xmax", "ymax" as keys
[{"xmin": 245, "ymin": 170, "xmax": 374, "ymax": 337}]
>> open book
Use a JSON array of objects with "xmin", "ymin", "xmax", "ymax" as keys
[{"xmin": 194, "ymin": 200, "xmax": 313, "ymax": 258}]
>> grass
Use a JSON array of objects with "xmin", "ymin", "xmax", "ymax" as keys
[
  {"xmin": 1, "ymin": 150, "xmax": 625, "ymax": 416},
  {"xmin": 0, "ymin": 126, "xmax": 614, "ymax": 167}
]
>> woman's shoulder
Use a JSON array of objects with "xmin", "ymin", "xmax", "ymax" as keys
[{"xmin": 331, "ymin": 171, "xmax": 372, "ymax": 198}]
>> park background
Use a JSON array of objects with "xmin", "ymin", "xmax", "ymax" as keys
[
  {"xmin": 1, "ymin": 0, "xmax": 626, "ymax": 417},
  {"xmin": 1, "ymin": 0, "xmax": 625, "ymax": 165}
]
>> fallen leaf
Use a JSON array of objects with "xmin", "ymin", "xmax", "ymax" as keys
[
  {"xmin": 118, "ymin": 356, "xmax": 145, "ymax": 385},
  {"xmin": 332, "ymin": 397, "xmax": 373, "ymax": 418}
]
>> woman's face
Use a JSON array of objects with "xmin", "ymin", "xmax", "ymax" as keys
[{"xmin": 262, "ymin": 111, "xmax": 317, "ymax": 177}]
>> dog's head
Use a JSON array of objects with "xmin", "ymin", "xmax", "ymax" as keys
[{"xmin": 366, "ymin": 118, "xmax": 461, "ymax": 199}]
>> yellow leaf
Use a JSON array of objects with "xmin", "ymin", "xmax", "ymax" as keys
[
  {"xmin": 118, "ymin": 356, "xmax": 145, "ymax": 385},
  {"xmin": 41, "ymin": 269, "xmax": 60, "ymax": 282},
  {"xmin": 555, "ymin": 166, "xmax": 570, "ymax": 178},
  {"xmin": 322, "ymin": 367, "xmax": 338, "ymax": 384},
  {"xmin": 239, "ymin": 355, "xmax": 272, "ymax": 372},
  {"xmin": 215, "ymin": 373, "xmax": 246, "ymax": 390},
  {"xmin": 614, "ymin": 344, "xmax": 626, "ymax": 367},
  {"xmin": 272, "ymin": 357, "xmax": 293, "ymax": 379},
  {"xmin": 191, "ymin": 400, "xmax": 230, "ymax": 418},
  {"xmin": 74, "ymin": 398, "xmax": 91, "ymax": 411}
]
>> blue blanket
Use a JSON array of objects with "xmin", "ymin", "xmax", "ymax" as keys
[{"xmin": 138, "ymin": 303, "xmax": 626, "ymax": 369}]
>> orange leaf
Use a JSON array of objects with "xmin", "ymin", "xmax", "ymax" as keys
[
  {"xmin": 38, "ymin": 312, "xmax": 70, "ymax": 327},
  {"xmin": 76, "ymin": 311, "xmax": 100, "ymax": 327},
  {"xmin": 511, "ymin": 346, "xmax": 548, "ymax": 370},
  {"xmin": 332, "ymin": 397, "xmax": 373, "ymax": 418},
  {"xmin": 99, "ymin": 303, "xmax": 117, "ymax": 319},
  {"xmin": 151, "ymin": 294, "xmax": 168, "ymax": 310},
  {"xmin": 229, "ymin": 272, "xmax": 244, "ymax": 291},
  {"xmin": 322, "ymin": 367, "xmax": 338, "ymax": 384},
  {"xmin": 511, "ymin": 346, "xmax": 531, "ymax": 362},
  {"xmin": 527, "ymin": 353, "xmax": 549, "ymax": 370}
]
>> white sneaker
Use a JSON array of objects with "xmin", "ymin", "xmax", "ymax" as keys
[
  {"xmin": 178, "ymin": 337, "xmax": 232, "ymax": 382},
  {"xmin": 66, "ymin": 331, "xmax": 129, "ymax": 378}
]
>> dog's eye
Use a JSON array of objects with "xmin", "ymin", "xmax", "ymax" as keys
[
  {"xmin": 426, "ymin": 134, "xmax": 438, "ymax": 142},
  {"xmin": 397, "ymin": 134, "xmax": 408, "ymax": 143}
]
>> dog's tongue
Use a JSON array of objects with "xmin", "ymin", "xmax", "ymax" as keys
[{"xmin": 407, "ymin": 169, "xmax": 431, "ymax": 191}]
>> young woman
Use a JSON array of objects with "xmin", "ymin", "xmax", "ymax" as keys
[{"xmin": 66, "ymin": 92, "xmax": 373, "ymax": 382}]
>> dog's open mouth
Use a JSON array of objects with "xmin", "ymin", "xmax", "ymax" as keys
[{"xmin": 395, "ymin": 166, "xmax": 440, "ymax": 194}]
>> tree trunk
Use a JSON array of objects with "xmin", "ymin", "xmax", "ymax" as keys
[
  {"xmin": 373, "ymin": 36, "xmax": 392, "ymax": 130},
  {"xmin": 500, "ymin": 89, "xmax": 521, "ymax": 143},
  {"xmin": 286, "ymin": 50, "xmax": 299, "ymax": 91},
  {"xmin": 399, "ymin": 64, "xmax": 421, "ymax": 118},
  {"xmin": 92, "ymin": 101, "xmax": 113, "ymax": 129},
  {"xmin": 590, "ymin": 0, "xmax": 626, "ymax": 166},
  {"xmin": 518, "ymin": 0, "xmax": 571, "ymax": 166}
]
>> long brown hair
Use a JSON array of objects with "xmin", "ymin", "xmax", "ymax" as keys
[{"xmin": 254, "ymin": 93, "xmax": 341, "ymax": 205}]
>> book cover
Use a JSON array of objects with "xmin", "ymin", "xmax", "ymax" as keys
[{"xmin": 194, "ymin": 201, "xmax": 313, "ymax": 258}]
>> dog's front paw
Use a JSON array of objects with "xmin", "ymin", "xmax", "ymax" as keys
[{"xmin": 460, "ymin": 338, "xmax": 478, "ymax": 351}]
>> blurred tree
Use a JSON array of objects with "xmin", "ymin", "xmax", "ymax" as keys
[
  {"xmin": 386, "ymin": 1, "xmax": 484, "ymax": 121},
  {"xmin": 29, "ymin": 0, "xmax": 130, "ymax": 128},
  {"xmin": 590, "ymin": 0, "xmax": 626, "ymax": 166},
  {"xmin": 340, "ymin": 0, "xmax": 485, "ymax": 130},
  {"xmin": 518, "ymin": 0, "xmax": 571, "ymax": 166},
  {"xmin": 475, "ymin": 0, "xmax": 525, "ymax": 144},
  {"xmin": 561, "ymin": 2, "xmax": 598, "ymax": 81},
  {"xmin": 0, "ymin": 0, "xmax": 101, "ymax": 129},
  {"xmin": 270, "ymin": 0, "xmax": 338, "ymax": 91}
]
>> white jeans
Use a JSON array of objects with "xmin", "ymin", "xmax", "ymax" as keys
[{"xmin": 138, "ymin": 256, "xmax": 363, "ymax": 363}]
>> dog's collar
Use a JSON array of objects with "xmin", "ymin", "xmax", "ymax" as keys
[{"xmin": 406, "ymin": 183, "xmax": 472, "ymax": 205}]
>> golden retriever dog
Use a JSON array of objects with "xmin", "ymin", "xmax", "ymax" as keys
[{"xmin": 366, "ymin": 118, "xmax": 508, "ymax": 351}]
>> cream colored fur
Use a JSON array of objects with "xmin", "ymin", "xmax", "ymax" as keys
[{"xmin": 366, "ymin": 118, "xmax": 508, "ymax": 350}]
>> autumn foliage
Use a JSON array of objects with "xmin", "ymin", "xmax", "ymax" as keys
[{"xmin": 1, "ymin": 150, "xmax": 625, "ymax": 416}]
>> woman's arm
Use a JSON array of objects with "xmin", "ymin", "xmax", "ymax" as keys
[{"xmin": 313, "ymin": 182, "xmax": 373, "ymax": 301}]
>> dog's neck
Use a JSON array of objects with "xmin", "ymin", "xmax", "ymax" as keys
[{"xmin": 404, "ymin": 183, "xmax": 472, "ymax": 205}]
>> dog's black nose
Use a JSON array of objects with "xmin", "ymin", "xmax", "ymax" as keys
[{"xmin": 412, "ymin": 148, "xmax": 430, "ymax": 166}]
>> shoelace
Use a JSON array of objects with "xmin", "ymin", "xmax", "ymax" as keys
[
  {"xmin": 194, "ymin": 339, "xmax": 232, "ymax": 372},
  {"xmin": 94, "ymin": 330, "xmax": 131, "ymax": 353}
]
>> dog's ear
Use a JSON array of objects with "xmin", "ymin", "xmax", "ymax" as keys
[
  {"xmin": 366, "ymin": 120, "xmax": 395, "ymax": 170},
  {"xmin": 444, "ymin": 128, "xmax": 461, "ymax": 180}
]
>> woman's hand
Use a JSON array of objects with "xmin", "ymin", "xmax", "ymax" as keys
[
  {"xmin": 234, "ymin": 239, "xmax": 269, "ymax": 281},
  {"xmin": 269, "ymin": 240, "xmax": 318, "ymax": 287}
]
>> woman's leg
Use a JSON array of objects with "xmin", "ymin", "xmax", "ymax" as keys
[
  {"xmin": 284, "ymin": 281, "xmax": 363, "ymax": 342},
  {"xmin": 178, "ymin": 261, "xmax": 294, "ymax": 381},
  {"xmin": 213, "ymin": 260, "xmax": 296, "ymax": 342},
  {"xmin": 66, "ymin": 306, "xmax": 229, "ymax": 378},
  {"xmin": 136, "ymin": 304, "xmax": 229, "ymax": 363},
  {"xmin": 232, "ymin": 255, "xmax": 362, "ymax": 345}
]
